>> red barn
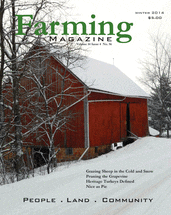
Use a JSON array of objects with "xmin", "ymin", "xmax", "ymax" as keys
[
  {"xmin": 58, "ymin": 57, "xmax": 149, "ymax": 161},
  {"xmin": 6, "ymin": 48, "xmax": 149, "ymax": 163}
]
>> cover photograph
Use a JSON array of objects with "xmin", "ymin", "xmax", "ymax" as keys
[{"xmin": 0, "ymin": 0, "xmax": 171, "ymax": 214}]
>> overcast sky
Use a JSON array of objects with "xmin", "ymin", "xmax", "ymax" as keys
[{"xmin": 65, "ymin": 0, "xmax": 171, "ymax": 90}]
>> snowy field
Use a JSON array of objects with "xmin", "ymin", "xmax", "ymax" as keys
[{"xmin": 0, "ymin": 137, "xmax": 171, "ymax": 215}]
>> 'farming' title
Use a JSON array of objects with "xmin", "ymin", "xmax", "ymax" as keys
[{"xmin": 16, "ymin": 14, "xmax": 133, "ymax": 43}]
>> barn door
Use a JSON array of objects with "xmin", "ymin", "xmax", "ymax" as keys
[
  {"xmin": 120, "ymin": 103, "xmax": 127, "ymax": 139},
  {"xmin": 129, "ymin": 103, "xmax": 140, "ymax": 137},
  {"xmin": 126, "ymin": 103, "xmax": 131, "ymax": 136},
  {"xmin": 129, "ymin": 102, "xmax": 148, "ymax": 137}
]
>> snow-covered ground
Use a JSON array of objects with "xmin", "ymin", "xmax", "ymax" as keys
[{"xmin": 0, "ymin": 137, "xmax": 171, "ymax": 215}]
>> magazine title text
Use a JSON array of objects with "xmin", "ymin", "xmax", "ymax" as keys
[{"xmin": 15, "ymin": 14, "xmax": 133, "ymax": 43}]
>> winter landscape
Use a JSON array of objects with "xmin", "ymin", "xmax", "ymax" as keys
[
  {"xmin": 0, "ymin": 136, "xmax": 171, "ymax": 215},
  {"xmin": 0, "ymin": 1, "xmax": 171, "ymax": 215}
]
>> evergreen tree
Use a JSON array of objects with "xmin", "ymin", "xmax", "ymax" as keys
[{"xmin": 148, "ymin": 75, "xmax": 171, "ymax": 136}]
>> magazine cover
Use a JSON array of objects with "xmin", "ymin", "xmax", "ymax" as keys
[{"xmin": 0, "ymin": 0, "xmax": 171, "ymax": 215}]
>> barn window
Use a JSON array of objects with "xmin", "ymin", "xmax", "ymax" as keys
[{"xmin": 65, "ymin": 148, "xmax": 73, "ymax": 155}]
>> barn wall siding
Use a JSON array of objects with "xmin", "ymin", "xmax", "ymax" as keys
[{"xmin": 87, "ymin": 92, "xmax": 149, "ymax": 147}]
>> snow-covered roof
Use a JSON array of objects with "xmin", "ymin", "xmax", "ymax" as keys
[
  {"xmin": 50, "ymin": 48, "xmax": 149, "ymax": 98},
  {"xmin": 70, "ymin": 57, "xmax": 149, "ymax": 98}
]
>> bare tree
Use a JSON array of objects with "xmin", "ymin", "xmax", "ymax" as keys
[
  {"xmin": 20, "ymin": 41, "xmax": 88, "ymax": 174},
  {"xmin": 139, "ymin": 35, "xmax": 171, "ymax": 136},
  {"xmin": 0, "ymin": 0, "xmax": 68, "ymax": 182}
]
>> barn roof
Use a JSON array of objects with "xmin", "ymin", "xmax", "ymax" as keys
[
  {"xmin": 50, "ymin": 47, "xmax": 149, "ymax": 98},
  {"xmin": 70, "ymin": 57, "xmax": 149, "ymax": 98}
]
